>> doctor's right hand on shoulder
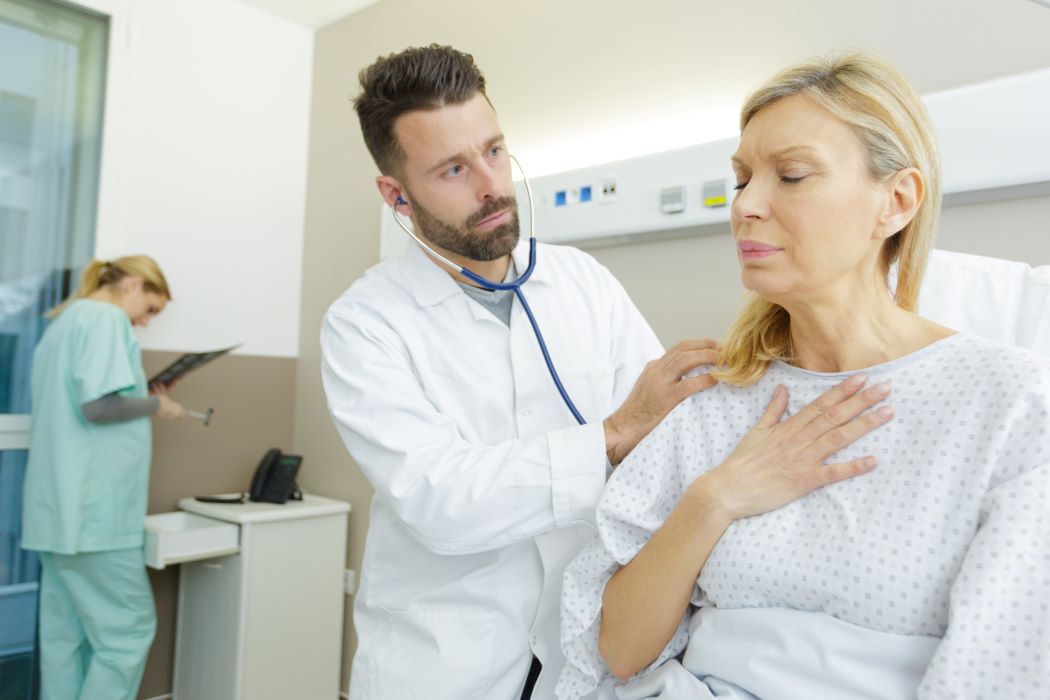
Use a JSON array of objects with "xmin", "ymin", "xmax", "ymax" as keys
[
  {"xmin": 155, "ymin": 394, "xmax": 186, "ymax": 421},
  {"xmin": 604, "ymin": 339, "xmax": 720, "ymax": 466}
]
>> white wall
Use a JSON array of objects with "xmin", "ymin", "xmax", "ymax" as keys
[{"xmin": 89, "ymin": 0, "xmax": 313, "ymax": 357}]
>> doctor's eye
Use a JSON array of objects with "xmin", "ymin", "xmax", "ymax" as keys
[
  {"xmin": 488, "ymin": 144, "xmax": 505, "ymax": 158},
  {"xmin": 444, "ymin": 164, "xmax": 465, "ymax": 177}
]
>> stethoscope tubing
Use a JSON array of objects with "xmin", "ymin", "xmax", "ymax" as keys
[{"xmin": 390, "ymin": 155, "xmax": 586, "ymax": 425}]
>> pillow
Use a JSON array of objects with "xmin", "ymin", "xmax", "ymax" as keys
[{"xmin": 916, "ymin": 249, "xmax": 1050, "ymax": 356}]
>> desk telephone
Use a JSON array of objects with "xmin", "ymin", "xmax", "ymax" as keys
[{"xmin": 196, "ymin": 448, "xmax": 302, "ymax": 505}]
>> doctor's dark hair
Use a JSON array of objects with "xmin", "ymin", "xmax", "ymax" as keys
[
  {"xmin": 354, "ymin": 44, "xmax": 489, "ymax": 176},
  {"xmin": 47, "ymin": 255, "xmax": 172, "ymax": 319},
  {"xmin": 714, "ymin": 52, "xmax": 942, "ymax": 386}
]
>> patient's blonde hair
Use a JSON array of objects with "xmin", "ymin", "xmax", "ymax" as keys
[
  {"xmin": 713, "ymin": 52, "xmax": 942, "ymax": 386},
  {"xmin": 47, "ymin": 255, "xmax": 172, "ymax": 318}
]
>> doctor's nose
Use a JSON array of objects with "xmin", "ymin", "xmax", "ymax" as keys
[{"xmin": 474, "ymin": 161, "xmax": 506, "ymax": 202}]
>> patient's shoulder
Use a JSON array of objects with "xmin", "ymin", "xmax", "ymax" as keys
[
  {"xmin": 950, "ymin": 332, "xmax": 1050, "ymax": 386},
  {"xmin": 616, "ymin": 378, "xmax": 766, "ymax": 473}
]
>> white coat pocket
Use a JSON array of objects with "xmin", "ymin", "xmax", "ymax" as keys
[{"xmin": 364, "ymin": 607, "xmax": 498, "ymax": 698}]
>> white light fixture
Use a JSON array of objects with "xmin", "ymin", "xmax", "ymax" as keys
[
  {"xmin": 1027, "ymin": 0, "xmax": 1050, "ymax": 8},
  {"xmin": 515, "ymin": 103, "xmax": 740, "ymax": 179}
]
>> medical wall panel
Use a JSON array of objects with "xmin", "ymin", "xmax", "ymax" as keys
[{"xmin": 379, "ymin": 67, "xmax": 1050, "ymax": 256}]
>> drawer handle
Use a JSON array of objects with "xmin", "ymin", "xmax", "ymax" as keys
[{"xmin": 202, "ymin": 562, "xmax": 223, "ymax": 570}]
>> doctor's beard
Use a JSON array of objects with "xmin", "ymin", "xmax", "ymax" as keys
[{"xmin": 409, "ymin": 194, "xmax": 520, "ymax": 262}]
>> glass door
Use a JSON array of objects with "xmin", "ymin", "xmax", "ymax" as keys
[{"xmin": 0, "ymin": 1, "xmax": 108, "ymax": 698}]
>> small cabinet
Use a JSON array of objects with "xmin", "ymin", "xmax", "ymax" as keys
[{"xmin": 157, "ymin": 494, "xmax": 350, "ymax": 700}]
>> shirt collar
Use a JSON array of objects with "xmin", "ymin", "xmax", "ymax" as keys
[{"xmin": 399, "ymin": 237, "xmax": 550, "ymax": 309}]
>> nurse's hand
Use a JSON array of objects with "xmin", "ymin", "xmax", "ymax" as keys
[
  {"xmin": 156, "ymin": 394, "xmax": 187, "ymax": 421},
  {"xmin": 604, "ymin": 339, "xmax": 719, "ymax": 466},
  {"xmin": 693, "ymin": 376, "xmax": 893, "ymax": 521},
  {"xmin": 149, "ymin": 380, "xmax": 177, "ymax": 395}
]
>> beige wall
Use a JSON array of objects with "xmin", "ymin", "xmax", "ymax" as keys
[
  {"xmin": 937, "ymin": 195, "xmax": 1050, "ymax": 266},
  {"xmin": 295, "ymin": 0, "xmax": 1050, "ymax": 692},
  {"xmin": 138, "ymin": 351, "xmax": 297, "ymax": 699}
]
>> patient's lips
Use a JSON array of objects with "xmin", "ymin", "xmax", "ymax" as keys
[{"xmin": 738, "ymin": 240, "xmax": 783, "ymax": 260}]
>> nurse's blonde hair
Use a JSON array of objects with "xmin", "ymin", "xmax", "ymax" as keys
[
  {"xmin": 47, "ymin": 255, "xmax": 172, "ymax": 319},
  {"xmin": 712, "ymin": 52, "xmax": 942, "ymax": 386}
]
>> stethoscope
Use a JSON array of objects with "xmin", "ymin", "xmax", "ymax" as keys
[{"xmin": 390, "ymin": 155, "xmax": 586, "ymax": 425}]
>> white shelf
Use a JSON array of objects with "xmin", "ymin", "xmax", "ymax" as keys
[
  {"xmin": 178, "ymin": 493, "xmax": 351, "ymax": 524},
  {"xmin": 144, "ymin": 511, "xmax": 240, "ymax": 570}
]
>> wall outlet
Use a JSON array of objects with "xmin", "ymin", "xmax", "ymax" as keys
[{"xmin": 344, "ymin": 569, "xmax": 356, "ymax": 595}]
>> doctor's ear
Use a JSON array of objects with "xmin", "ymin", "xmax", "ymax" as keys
[{"xmin": 376, "ymin": 176, "xmax": 410, "ymax": 211}]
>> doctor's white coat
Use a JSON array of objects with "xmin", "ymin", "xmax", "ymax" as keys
[{"xmin": 321, "ymin": 238, "xmax": 662, "ymax": 699}]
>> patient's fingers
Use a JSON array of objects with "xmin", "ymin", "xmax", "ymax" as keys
[
  {"xmin": 755, "ymin": 385, "xmax": 789, "ymax": 429},
  {"xmin": 794, "ymin": 380, "xmax": 892, "ymax": 444},
  {"xmin": 782, "ymin": 375, "xmax": 868, "ymax": 432},
  {"xmin": 810, "ymin": 455, "xmax": 880, "ymax": 490},
  {"xmin": 800, "ymin": 403, "xmax": 896, "ymax": 464}
]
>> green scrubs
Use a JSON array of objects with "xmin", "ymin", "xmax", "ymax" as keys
[
  {"xmin": 22, "ymin": 299, "xmax": 155, "ymax": 700},
  {"xmin": 37, "ymin": 549, "xmax": 156, "ymax": 700}
]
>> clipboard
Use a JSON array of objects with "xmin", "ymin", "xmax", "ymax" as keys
[{"xmin": 148, "ymin": 344, "xmax": 240, "ymax": 388}]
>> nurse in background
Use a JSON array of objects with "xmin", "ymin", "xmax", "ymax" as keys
[{"xmin": 21, "ymin": 255, "xmax": 185, "ymax": 700}]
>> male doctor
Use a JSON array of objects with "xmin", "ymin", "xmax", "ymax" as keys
[{"xmin": 320, "ymin": 45, "xmax": 718, "ymax": 699}]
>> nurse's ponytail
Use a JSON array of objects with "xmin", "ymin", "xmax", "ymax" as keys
[
  {"xmin": 46, "ymin": 255, "xmax": 172, "ymax": 318},
  {"xmin": 712, "ymin": 52, "xmax": 941, "ymax": 386}
]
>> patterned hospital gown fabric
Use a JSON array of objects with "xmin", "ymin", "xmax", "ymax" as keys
[{"xmin": 558, "ymin": 332, "xmax": 1050, "ymax": 700}]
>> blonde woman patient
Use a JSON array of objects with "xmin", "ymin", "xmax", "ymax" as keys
[{"xmin": 558, "ymin": 53, "xmax": 1050, "ymax": 700}]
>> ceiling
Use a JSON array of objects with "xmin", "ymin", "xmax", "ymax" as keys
[
  {"xmin": 235, "ymin": 0, "xmax": 383, "ymax": 29},
  {"xmin": 235, "ymin": 0, "xmax": 1050, "ymax": 175}
]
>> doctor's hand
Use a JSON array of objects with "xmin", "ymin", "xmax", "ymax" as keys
[
  {"xmin": 604, "ymin": 339, "xmax": 719, "ymax": 466},
  {"xmin": 155, "ymin": 394, "xmax": 187, "ymax": 421},
  {"xmin": 692, "ymin": 376, "xmax": 893, "ymax": 521}
]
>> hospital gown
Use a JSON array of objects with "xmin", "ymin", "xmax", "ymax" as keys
[{"xmin": 558, "ymin": 332, "xmax": 1050, "ymax": 700}]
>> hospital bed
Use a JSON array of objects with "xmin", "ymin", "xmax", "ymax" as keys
[{"xmin": 917, "ymin": 249, "xmax": 1050, "ymax": 356}]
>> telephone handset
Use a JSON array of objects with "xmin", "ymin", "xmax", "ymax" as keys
[
  {"xmin": 195, "ymin": 448, "xmax": 303, "ymax": 505},
  {"xmin": 249, "ymin": 448, "xmax": 303, "ymax": 504}
]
